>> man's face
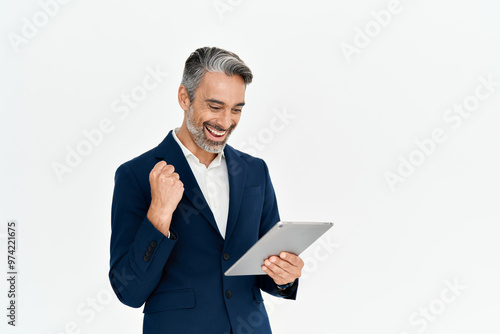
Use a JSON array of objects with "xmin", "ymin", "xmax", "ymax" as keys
[{"xmin": 186, "ymin": 72, "xmax": 246, "ymax": 153}]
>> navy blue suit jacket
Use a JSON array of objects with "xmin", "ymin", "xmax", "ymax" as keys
[{"xmin": 109, "ymin": 131, "xmax": 297, "ymax": 334}]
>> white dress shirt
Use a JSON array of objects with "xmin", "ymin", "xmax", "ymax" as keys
[{"xmin": 172, "ymin": 128, "xmax": 230, "ymax": 239}]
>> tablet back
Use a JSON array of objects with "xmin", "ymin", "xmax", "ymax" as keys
[{"xmin": 225, "ymin": 221, "xmax": 333, "ymax": 276}]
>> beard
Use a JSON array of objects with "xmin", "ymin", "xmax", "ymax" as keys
[{"xmin": 186, "ymin": 105, "xmax": 236, "ymax": 154}]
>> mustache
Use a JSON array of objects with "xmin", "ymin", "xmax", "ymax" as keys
[{"xmin": 203, "ymin": 122, "xmax": 235, "ymax": 132}]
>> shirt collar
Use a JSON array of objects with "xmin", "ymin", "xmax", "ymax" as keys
[{"xmin": 172, "ymin": 128, "xmax": 225, "ymax": 167}]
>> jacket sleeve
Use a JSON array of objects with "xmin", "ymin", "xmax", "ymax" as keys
[
  {"xmin": 109, "ymin": 163, "xmax": 178, "ymax": 308},
  {"xmin": 257, "ymin": 160, "xmax": 298, "ymax": 300}
]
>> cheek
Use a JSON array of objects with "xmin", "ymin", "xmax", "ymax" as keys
[
  {"xmin": 196, "ymin": 111, "xmax": 212, "ymax": 124},
  {"xmin": 232, "ymin": 114, "xmax": 241, "ymax": 125}
]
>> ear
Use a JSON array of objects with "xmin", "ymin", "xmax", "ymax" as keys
[{"xmin": 178, "ymin": 85, "xmax": 191, "ymax": 112}]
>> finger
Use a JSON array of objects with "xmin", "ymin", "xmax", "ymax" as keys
[
  {"xmin": 262, "ymin": 264, "xmax": 293, "ymax": 285},
  {"xmin": 150, "ymin": 161, "xmax": 168, "ymax": 178},
  {"xmin": 280, "ymin": 252, "xmax": 304, "ymax": 268},
  {"xmin": 152, "ymin": 160, "xmax": 167, "ymax": 171},
  {"xmin": 150, "ymin": 161, "xmax": 167, "ymax": 181},
  {"xmin": 267, "ymin": 256, "xmax": 294, "ymax": 273},
  {"xmin": 170, "ymin": 172, "xmax": 180, "ymax": 180},
  {"xmin": 267, "ymin": 256, "xmax": 302, "ymax": 279},
  {"xmin": 261, "ymin": 265, "xmax": 288, "ymax": 285},
  {"xmin": 161, "ymin": 164, "xmax": 175, "ymax": 175},
  {"xmin": 263, "ymin": 258, "xmax": 295, "ymax": 283}
]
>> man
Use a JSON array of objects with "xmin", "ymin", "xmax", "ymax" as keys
[{"xmin": 109, "ymin": 47, "xmax": 303, "ymax": 334}]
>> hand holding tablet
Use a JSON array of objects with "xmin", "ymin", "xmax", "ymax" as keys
[{"xmin": 261, "ymin": 251, "xmax": 305, "ymax": 285}]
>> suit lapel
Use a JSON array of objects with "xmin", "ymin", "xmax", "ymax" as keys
[
  {"xmin": 223, "ymin": 145, "xmax": 247, "ymax": 243},
  {"xmin": 154, "ymin": 131, "xmax": 219, "ymax": 234}
]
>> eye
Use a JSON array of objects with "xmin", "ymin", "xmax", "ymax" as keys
[
  {"xmin": 232, "ymin": 108, "xmax": 242, "ymax": 113},
  {"xmin": 209, "ymin": 105, "xmax": 221, "ymax": 110}
]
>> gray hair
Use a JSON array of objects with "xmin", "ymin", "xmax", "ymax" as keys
[{"xmin": 181, "ymin": 47, "xmax": 253, "ymax": 101}]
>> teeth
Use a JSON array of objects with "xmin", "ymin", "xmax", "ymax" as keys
[{"xmin": 206, "ymin": 126, "xmax": 226, "ymax": 136}]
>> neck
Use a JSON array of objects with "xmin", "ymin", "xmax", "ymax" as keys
[{"xmin": 176, "ymin": 124, "xmax": 217, "ymax": 168}]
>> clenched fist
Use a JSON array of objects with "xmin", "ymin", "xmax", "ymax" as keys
[{"xmin": 147, "ymin": 161, "xmax": 184, "ymax": 236}]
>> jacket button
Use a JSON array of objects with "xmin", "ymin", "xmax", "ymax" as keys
[
  {"xmin": 150, "ymin": 240, "xmax": 157, "ymax": 248},
  {"xmin": 223, "ymin": 253, "xmax": 230, "ymax": 261},
  {"xmin": 148, "ymin": 245, "xmax": 154, "ymax": 251},
  {"xmin": 225, "ymin": 290, "xmax": 232, "ymax": 299},
  {"xmin": 143, "ymin": 256, "xmax": 150, "ymax": 262},
  {"xmin": 146, "ymin": 250, "xmax": 152, "ymax": 257}
]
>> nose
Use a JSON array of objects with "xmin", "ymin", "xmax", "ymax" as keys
[{"xmin": 217, "ymin": 109, "xmax": 233, "ymax": 130}]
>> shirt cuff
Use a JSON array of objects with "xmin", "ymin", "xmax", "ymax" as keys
[{"xmin": 167, "ymin": 230, "xmax": 177, "ymax": 240}]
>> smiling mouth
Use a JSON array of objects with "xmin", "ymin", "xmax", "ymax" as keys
[{"xmin": 205, "ymin": 124, "xmax": 228, "ymax": 138}]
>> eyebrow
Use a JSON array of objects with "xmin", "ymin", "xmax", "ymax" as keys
[{"xmin": 206, "ymin": 99, "xmax": 245, "ymax": 107}]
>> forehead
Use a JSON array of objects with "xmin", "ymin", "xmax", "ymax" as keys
[{"xmin": 197, "ymin": 71, "xmax": 246, "ymax": 103}]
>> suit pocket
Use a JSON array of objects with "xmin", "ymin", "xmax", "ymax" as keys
[
  {"xmin": 143, "ymin": 288, "xmax": 196, "ymax": 314},
  {"xmin": 243, "ymin": 186, "xmax": 261, "ymax": 197}
]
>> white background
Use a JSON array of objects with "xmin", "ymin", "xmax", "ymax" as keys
[{"xmin": 1, "ymin": 0, "xmax": 499, "ymax": 333}]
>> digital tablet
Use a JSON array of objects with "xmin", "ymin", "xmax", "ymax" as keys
[{"xmin": 224, "ymin": 221, "xmax": 334, "ymax": 276}]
